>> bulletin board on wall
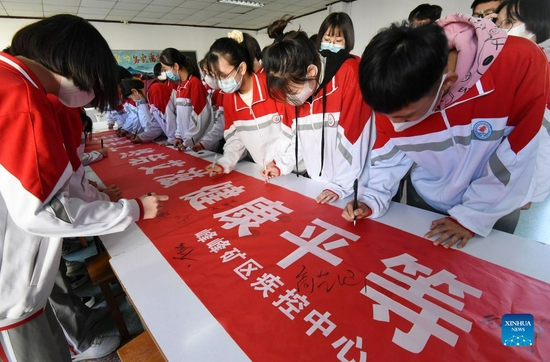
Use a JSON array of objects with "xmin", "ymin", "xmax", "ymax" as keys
[{"xmin": 112, "ymin": 49, "xmax": 198, "ymax": 76}]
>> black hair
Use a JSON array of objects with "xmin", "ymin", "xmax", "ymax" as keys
[
  {"xmin": 160, "ymin": 48, "xmax": 200, "ymax": 78},
  {"xmin": 80, "ymin": 112, "xmax": 93, "ymax": 135},
  {"xmin": 317, "ymin": 12, "xmax": 355, "ymax": 52},
  {"xmin": 206, "ymin": 35, "xmax": 254, "ymax": 78},
  {"xmin": 408, "ymin": 4, "xmax": 443, "ymax": 23},
  {"xmin": 471, "ymin": 0, "xmax": 500, "ymax": 10},
  {"xmin": 153, "ymin": 63, "xmax": 163, "ymax": 77},
  {"xmin": 359, "ymin": 22, "xmax": 449, "ymax": 114},
  {"xmin": 498, "ymin": 0, "xmax": 550, "ymax": 43},
  {"xmin": 243, "ymin": 33, "xmax": 262, "ymax": 63},
  {"xmin": 263, "ymin": 16, "xmax": 321, "ymax": 102},
  {"xmin": 119, "ymin": 78, "xmax": 144, "ymax": 98},
  {"xmin": 10, "ymin": 14, "xmax": 118, "ymax": 112},
  {"xmin": 309, "ymin": 34, "xmax": 318, "ymax": 45},
  {"xmin": 117, "ymin": 65, "xmax": 133, "ymax": 82}
]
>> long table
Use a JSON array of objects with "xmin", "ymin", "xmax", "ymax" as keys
[{"xmin": 87, "ymin": 133, "xmax": 550, "ymax": 362}]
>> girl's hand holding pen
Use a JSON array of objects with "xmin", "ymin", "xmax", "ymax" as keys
[
  {"xmin": 206, "ymin": 155, "xmax": 222, "ymax": 176},
  {"xmin": 260, "ymin": 161, "xmax": 280, "ymax": 179},
  {"xmin": 206, "ymin": 163, "xmax": 223, "ymax": 176},
  {"xmin": 342, "ymin": 201, "xmax": 372, "ymax": 222}
]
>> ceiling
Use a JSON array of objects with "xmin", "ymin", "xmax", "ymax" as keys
[{"xmin": 0, "ymin": 0, "xmax": 338, "ymax": 31}]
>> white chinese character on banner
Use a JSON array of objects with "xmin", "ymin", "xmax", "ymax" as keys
[
  {"xmin": 234, "ymin": 259, "xmax": 263, "ymax": 280},
  {"xmin": 213, "ymin": 197, "xmax": 293, "ymax": 237},
  {"xmin": 361, "ymin": 253, "xmax": 482, "ymax": 353},
  {"xmin": 139, "ymin": 159, "xmax": 187, "ymax": 175},
  {"xmin": 195, "ymin": 228, "xmax": 217, "ymax": 243},
  {"xmin": 104, "ymin": 139, "xmax": 128, "ymax": 147},
  {"xmin": 109, "ymin": 144, "xmax": 136, "ymax": 152},
  {"xmin": 129, "ymin": 153, "xmax": 171, "ymax": 166},
  {"xmin": 207, "ymin": 238, "xmax": 231, "ymax": 253},
  {"xmin": 277, "ymin": 219, "xmax": 360, "ymax": 268},
  {"xmin": 154, "ymin": 167, "xmax": 209, "ymax": 187},
  {"xmin": 250, "ymin": 273, "xmax": 284, "ymax": 298},
  {"xmin": 332, "ymin": 336, "xmax": 367, "ymax": 362},
  {"xmin": 304, "ymin": 310, "xmax": 336, "ymax": 337},
  {"xmin": 180, "ymin": 181, "xmax": 245, "ymax": 210},
  {"xmin": 272, "ymin": 288, "xmax": 310, "ymax": 320},
  {"xmin": 119, "ymin": 148, "xmax": 154, "ymax": 159},
  {"xmin": 220, "ymin": 247, "xmax": 246, "ymax": 263}
]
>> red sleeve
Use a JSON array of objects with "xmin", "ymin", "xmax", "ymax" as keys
[
  {"xmin": 47, "ymin": 94, "xmax": 83, "ymax": 171},
  {"xmin": 189, "ymin": 76, "xmax": 208, "ymax": 115},
  {"xmin": 336, "ymin": 59, "xmax": 372, "ymax": 145},
  {"xmin": 147, "ymin": 83, "xmax": 172, "ymax": 114},
  {"xmin": 0, "ymin": 76, "xmax": 70, "ymax": 202}
]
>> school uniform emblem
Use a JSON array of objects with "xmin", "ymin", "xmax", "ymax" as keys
[
  {"xmin": 327, "ymin": 114, "xmax": 336, "ymax": 127},
  {"xmin": 272, "ymin": 115, "xmax": 282, "ymax": 124},
  {"xmin": 473, "ymin": 121, "xmax": 492, "ymax": 140}
]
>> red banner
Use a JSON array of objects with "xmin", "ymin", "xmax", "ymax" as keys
[{"xmin": 89, "ymin": 133, "xmax": 550, "ymax": 362}]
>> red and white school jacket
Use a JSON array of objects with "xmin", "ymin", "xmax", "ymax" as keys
[
  {"xmin": 136, "ymin": 81, "xmax": 171, "ymax": 142},
  {"xmin": 362, "ymin": 37, "xmax": 548, "ymax": 237},
  {"xmin": 0, "ymin": 53, "xmax": 142, "ymax": 329},
  {"xmin": 165, "ymin": 76, "xmax": 217, "ymax": 149},
  {"xmin": 48, "ymin": 95, "xmax": 109, "ymax": 204},
  {"xmin": 274, "ymin": 57, "xmax": 374, "ymax": 199},
  {"xmin": 200, "ymin": 88, "xmax": 225, "ymax": 151},
  {"xmin": 105, "ymin": 99, "xmax": 139, "ymax": 133},
  {"xmin": 530, "ymin": 56, "xmax": 550, "ymax": 203},
  {"xmin": 218, "ymin": 72, "xmax": 286, "ymax": 173}
]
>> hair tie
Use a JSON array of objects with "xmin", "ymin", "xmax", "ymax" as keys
[
  {"xmin": 275, "ymin": 33, "xmax": 285, "ymax": 42},
  {"xmin": 228, "ymin": 30, "xmax": 244, "ymax": 44}
]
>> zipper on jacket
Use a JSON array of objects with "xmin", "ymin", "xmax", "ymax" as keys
[
  {"xmin": 441, "ymin": 109, "xmax": 462, "ymax": 160},
  {"xmin": 29, "ymin": 238, "xmax": 49, "ymax": 286}
]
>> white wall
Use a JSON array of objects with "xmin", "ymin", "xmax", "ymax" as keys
[
  {"xmin": 0, "ymin": 0, "xmax": 473, "ymax": 59},
  {"xmin": 0, "ymin": 17, "xmax": 236, "ymax": 61},
  {"xmin": 256, "ymin": 0, "xmax": 473, "ymax": 56}
]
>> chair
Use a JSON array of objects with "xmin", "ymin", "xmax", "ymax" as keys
[
  {"xmin": 117, "ymin": 330, "xmax": 165, "ymax": 362},
  {"xmin": 85, "ymin": 251, "xmax": 130, "ymax": 342}
]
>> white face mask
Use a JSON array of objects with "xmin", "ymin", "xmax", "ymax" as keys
[
  {"xmin": 204, "ymin": 74, "xmax": 218, "ymax": 89},
  {"xmin": 218, "ymin": 64, "xmax": 243, "ymax": 93},
  {"xmin": 58, "ymin": 77, "xmax": 95, "ymax": 107},
  {"xmin": 285, "ymin": 65, "xmax": 318, "ymax": 106},
  {"xmin": 157, "ymin": 71, "xmax": 167, "ymax": 81},
  {"xmin": 286, "ymin": 79, "xmax": 315, "ymax": 106},
  {"xmin": 320, "ymin": 42, "xmax": 345, "ymax": 53},
  {"xmin": 507, "ymin": 23, "xmax": 535, "ymax": 39},
  {"xmin": 391, "ymin": 73, "xmax": 448, "ymax": 132}
]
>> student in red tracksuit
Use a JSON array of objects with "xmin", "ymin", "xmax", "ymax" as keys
[
  {"xmin": 197, "ymin": 57, "xmax": 225, "ymax": 153},
  {"xmin": 491, "ymin": 0, "xmax": 550, "ymax": 206},
  {"xmin": 343, "ymin": 16, "xmax": 548, "ymax": 249},
  {"xmin": 160, "ymin": 48, "xmax": 219, "ymax": 150},
  {"xmin": 205, "ymin": 32, "xmax": 290, "ymax": 175},
  {"xmin": 120, "ymin": 78, "xmax": 171, "ymax": 144},
  {"xmin": 261, "ymin": 17, "xmax": 374, "ymax": 204},
  {"xmin": 0, "ymin": 15, "xmax": 168, "ymax": 362}
]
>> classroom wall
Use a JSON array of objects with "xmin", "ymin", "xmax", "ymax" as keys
[
  {"xmin": 0, "ymin": 0, "xmax": 473, "ymax": 60},
  {"xmin": 260, "ymin": 0, "xmax": 473, "ymax": 56}
]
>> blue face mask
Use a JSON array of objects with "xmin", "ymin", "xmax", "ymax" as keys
[
  {"xmin": 165, "ymin": 67, "xmax": 180, "ymax": 82},
  {"xmin": 320, "ymin": 42, "xmax": 345, "ymax": 53},
  {"xmin": 217, "ymin": 64, "xmax": 243, "ymax": 94}
]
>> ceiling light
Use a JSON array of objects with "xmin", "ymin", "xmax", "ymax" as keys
[{"xmin": 218, "ymin": 0, "xmax": 265, "ymax": 8}]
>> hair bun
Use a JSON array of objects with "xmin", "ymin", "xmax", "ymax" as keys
[{"xmin": 228, "ymin": 30, "xmax": 244, "ymax": 43}]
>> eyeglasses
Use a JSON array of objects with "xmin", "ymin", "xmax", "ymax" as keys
[
  {"xmin": 473, "ymin": 8, "xmax": 496, "ymax": 18},
  {"xmin": 493, "ymin": 17, "xmax": 516, "ymax": 31},
  {"xmin": 216, "ymin": 65, "xmax": 239, "ymax": 81}
]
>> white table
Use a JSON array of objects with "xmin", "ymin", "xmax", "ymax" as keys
[{"xmin": 89, "ymin": 151, "xmax": 550, "ymax": 361}]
